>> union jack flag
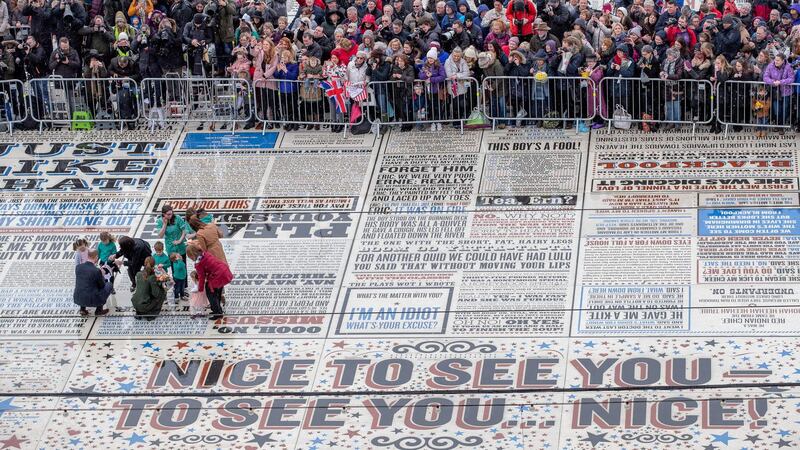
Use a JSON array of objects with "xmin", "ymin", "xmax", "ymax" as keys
[{"xmin": 320, "ymin": 79, "xmax": 348, "ymax": 113}]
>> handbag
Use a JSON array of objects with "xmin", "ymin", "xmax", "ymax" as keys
[
  {"xmin": 464, "ymin": 107, "xmax": 490, "ymax": 129},
  {"xmin": 613, "ymin": 104, "xmax": 632, "ymax": 129}
]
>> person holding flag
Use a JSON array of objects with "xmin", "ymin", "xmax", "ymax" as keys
[
  {"xmin": 322, "ymin": 48, "xmax": 350, "ymax": 132},
  {"xmin": 346, "ymin": 50, "xmax": 371, "ymax": 126}
]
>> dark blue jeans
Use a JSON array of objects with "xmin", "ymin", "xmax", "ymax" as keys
[{"xmin": 173, "ymin": 278, "xmax": 186, "ymax": 299}]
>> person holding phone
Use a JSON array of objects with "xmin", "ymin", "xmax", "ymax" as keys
[{"xmin": 156, "ymin": 204, "xmax": 187, "ymax": 263}]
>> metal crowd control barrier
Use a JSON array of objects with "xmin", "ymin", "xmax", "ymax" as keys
[
  {"xmin": 715, "ymin": 80, "xmax": 800, "ymax": 134},
  {"xmin": 599, "ymin": 77, "xmax": 714, "ymax": 132},
  {"xmin": 140, "ymin": 77, "xmax": 253, "ymax": 131},
  {"xmin": 253, "ymin": 78, "xmax": 367, "ymax": 134},
  {"xmin": 28, "ymin": 77, "xmax": 139, "ymax": 130},
  {"xmin": 0, "ymin": 80, "xmax": 26, "ymax": 134},
  {"xmin": 366, "ymin": 77, "xmax": 479, "ymax": 133},
  {"xmin": 481, "ymin": 75, "xmax": 595, "ymax": 130}
]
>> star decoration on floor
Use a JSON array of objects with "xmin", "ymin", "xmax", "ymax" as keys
[
  {"xmin": 0, "ymin": 398, "xmax": 20, "ymax": 418},
  {"xmin": 0, "ymin": 434, "xmax": 27, "ymax": 449},
  {"xmin": 247, "ymin": 432, "xmax": 277, "ymax": 447},
  {"xmin": 581, "ymin": 432, "xmax": 609, "ymax": 448}
]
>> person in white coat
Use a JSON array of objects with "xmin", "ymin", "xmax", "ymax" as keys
[{"xmin": 443, "ymin": 46, "xmax": 472, "ymax": 125}]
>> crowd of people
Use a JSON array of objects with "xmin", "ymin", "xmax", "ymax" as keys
[
  {"xmin": 3, "ymin": 0, "xmax": 800, "ymax": 130},
  {"xmin": 72, "ymin": 205, "xmax": 232, "ymax": 320}
]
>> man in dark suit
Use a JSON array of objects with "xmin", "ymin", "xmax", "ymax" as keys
[{"xmin": 73, "ymin": 249, "xmax": 111, "ymax": 316}]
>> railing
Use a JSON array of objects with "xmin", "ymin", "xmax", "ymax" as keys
[
  {"xmin": 366, "ymin": 77, "xmax": 480, "ymax": 133},
  {"xmin": 7, "ymin": 75, "xmax": 800, "ymax": 134},
  {"xmin": 599, "ymin": 77, "xmax": 714, "ymax": 131},
  {"xmin": 140, "ymin": 77, "xmax": 253, "ymax": 131},
  {"xmin": 481, "ymin": 75, "xmax": 595, "ymax": 130},
  {"xmin": 28, "ymin": 77, "xmax": 140, "ymax": 130},
  {"xmin": 0, "ymin": 80, "xmax": 26, "ymax": 134},
  {"xmin": 715, "ymin": 79, "xmax": 800, "ymax": 134},
  {"xmin": 252, "ymin": 78, "xmax": 364, "ymax": 133}
]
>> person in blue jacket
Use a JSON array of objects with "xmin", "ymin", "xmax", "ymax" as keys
[{"xmin": 275, "ymin": 48, "xmax": 300, "ymax": 130}]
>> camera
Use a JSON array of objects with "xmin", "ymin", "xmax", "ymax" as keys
[{"xmin": 441, "ymin": 30, "xmax": 454, "ymax": 40}]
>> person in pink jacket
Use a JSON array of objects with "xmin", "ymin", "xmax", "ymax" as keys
[{"xmin": 252, "ymin": 39, "xmax": 279, "ymax": 129}]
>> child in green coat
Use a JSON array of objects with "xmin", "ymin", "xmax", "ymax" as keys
[{"xmin": 170, "ymin": 253, "xmax": 188, "ymax": 302}]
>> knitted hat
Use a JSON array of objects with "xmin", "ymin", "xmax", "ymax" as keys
[
  {"xmin": 463, "ymin": 45, "xmax": 478, "ymax": 59},
  {"xmin": 477, "ymin": 51, "xmax": 494, "ymax": 68},
  {"xmin": 426, "ymin": 47, "xmax": 438, "ymax": 59}
]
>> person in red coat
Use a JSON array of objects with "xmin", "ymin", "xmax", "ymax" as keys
[
  {"xmin": 187, "ymin": 244, "xmax": 233, "ymax": 321},
  {"xmin": 505, "ymin": 0, "xmax": 536, "ymax": 40},
  {"xmin": 665, "ymin": 16, "xmax": 697, "ymax": 48}
]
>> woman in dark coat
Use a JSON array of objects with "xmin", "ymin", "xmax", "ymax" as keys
[
  {"xmin": 131, "ymin": 257, "xmax": 166, "ymax": 320},
  {"xmin": 109, "ymin": 236, "xmax": 152, "ymax": 291},
  {"xmin": 390, "ymin": 54, "xmax": 416, "ymax": 131}
]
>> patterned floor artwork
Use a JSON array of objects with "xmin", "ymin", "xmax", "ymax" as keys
[{"xmin": 0, "ymin": 127, "xmax": 799, "ymax": 448}]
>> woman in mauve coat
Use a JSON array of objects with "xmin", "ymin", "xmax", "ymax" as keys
[{"xmin": 187, "ymin": 244, "xmax": 233, "ymax": 321}]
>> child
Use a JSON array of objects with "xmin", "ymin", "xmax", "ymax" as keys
[
  {"xmin": 73, "ymin": 238, "xmax": 89, "ymax": 265},
  {"xmin": 188, "ymin": 271, "xmax": 209, "ymax": 319},
  {"xmin": 96, "ymin": 232, "xmax": 117, "ymax": 266},
  {"xmin": 170, "ymin": 252, "xmax": 188, "ymax": 302},
  {"xmin": 227, "ymin": 47, "xmax": 252, "ymax": 77},
  {"xmin": 412, "ymin": 82, "xmax": 427, "ymax": 131},
  {"xmin": 152, "ymin": 241, "xmax": 170, "ymax": 271},
  {"xmin": 97, "ymin": 232, "xmax": 120, "ymax": 299},
  {"xmin": 752, "ymin": 85, "xmax": 771, "ymax": 138}
]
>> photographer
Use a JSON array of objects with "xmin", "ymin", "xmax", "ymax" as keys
[
  {"xmin": 713, "ymin": 14, "xmax": 741, "ymax": 61},
  {"xmin": 152, "ymin": 18, "xmax": 183, "ymax": 73},
  {"xmin": 82, "ymin": 49, "xmax": 108, "ymax": 116},
  {"xmin": 445, "ymin": 19, "xmax": 472, "ymax": 51},
  {"xmin": 53, "ymin": 0, "xmax": 87, "ymax": 51},
  {"xmin": 21, "ymin": 35, "xmax": 47, "ymax": 79},
  {"xmin": 655, "ymin": 0, "xmax": 680, "ymax": 33},
  {"xmin": 48, "ymin": 37, "xmax": 81, "ymax": 76},
  {"xmin": 168, "ymin": 0, "xmax": 195, "ymax": 32},
  {"xmin": 413, "ymin": 17, "xmax": 439, "ymax": 53},
  {"xmin": 665, "ymin": 15, "xmax": 696, "ymax": 47},
  {"xmin": 404, "ymin": 1, "xmax": 434, "ymax": 33},
  {"xmin": 21, "ymin": 0, "xmax": 53, "ymax": 55},
  {"xmin": 205, "ymin": 0, "xmax": 236, "ymax": 75},
  {"xmin": 183, "ymin": 13, "xmax": 212, "ymax": 75},
  {"xmin": 506, "ymin": 0, "xmax": 536, "ymax": 39},
  {"xmin": 78, "ymin": 15, "xmax": 114, "ymax": 62},
  {"xmin": 82, "ymin": 48, "xmax": 108, "ymax": 77},
  {"xmin": 112, "ymin": 32, "xmax": 137, "ymax": 62},
  {"xmin": 537, "ymin": 0, "xmax": 569, "ymax": 39}
]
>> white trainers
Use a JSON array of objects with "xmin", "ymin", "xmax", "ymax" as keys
[
  {"xmin": 430, "ymin": 123, "xmax": 436, "ymax": 132},
  {"xmin": 436, "ymin": 123, "xmax": 442, "ymax": 131}
]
